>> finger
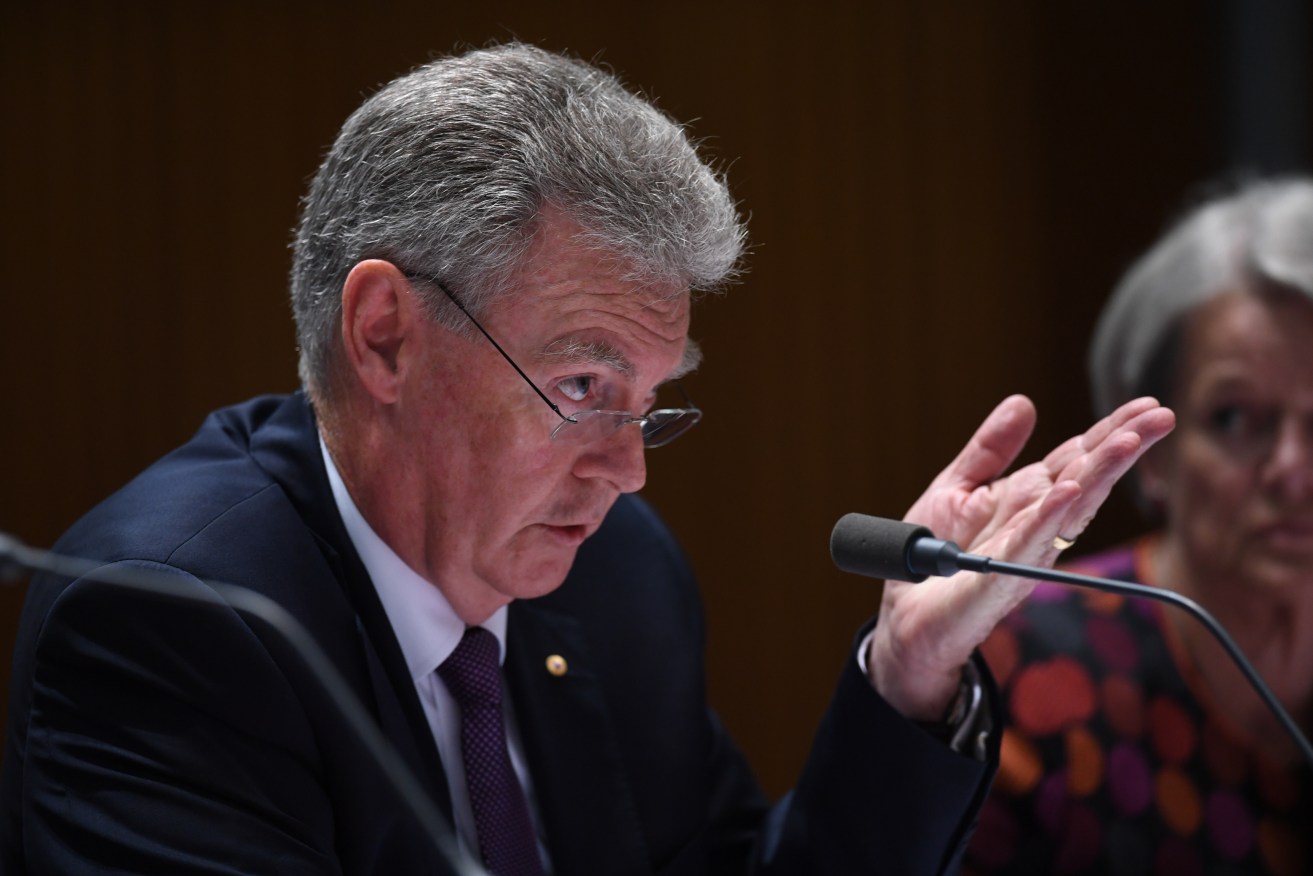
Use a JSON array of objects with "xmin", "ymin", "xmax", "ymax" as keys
[
  {"xmin": 1029, "ymin": 480, "xmax": 1087, "ymax": 564},
  {"xmin": 1052, "ymin": 405, "xmax": 1175, "ymax": 488},
  {"xmin": 1041, "ymin": 397, "xmax": 1165, "ymax": 475},
  {"xmin": 983, "ymin": 406, "xmax": 1173, "ymax": 561},
  {"xmin": 928, "ymin": 394, "xmax": 1037, "ymax": 492},
  {"xmin": 1014, "ymin": 478, "xmax": 1085, "ymax": 560},
  {"xmin": 1049, "ymin": 406, "xmax": 1175, "ymax": 539}
]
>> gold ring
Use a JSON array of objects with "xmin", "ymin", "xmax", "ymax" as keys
[{"xmin": 1052, "ymin": 534, "xmax": 1077, "ymax": 551}]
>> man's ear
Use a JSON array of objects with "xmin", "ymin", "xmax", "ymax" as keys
[{"xmin": 339, "ymin": 260, "xmax": 416, "ymax": 404}]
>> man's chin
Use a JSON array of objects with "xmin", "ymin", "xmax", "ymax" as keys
[
  {"xmin": 508, "ymin": 552, "xmax": 579, "ymax": 602},
  {"xmin": 493, "ymin": 522, "xmax": 603, "ymax": 601}
]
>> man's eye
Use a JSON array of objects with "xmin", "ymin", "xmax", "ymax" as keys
[{"xmin": 556, "ymin": 376, "xmax": 593, "ymax": 403}]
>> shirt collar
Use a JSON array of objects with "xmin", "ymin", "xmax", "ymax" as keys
[{"xmin": 318, "ymin": 434, "xmax": 508, "ymax": 681}]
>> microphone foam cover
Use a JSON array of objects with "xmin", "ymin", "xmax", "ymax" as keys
[{"xmin": 830, "ymin": 513, "xmax": 930, "ymax": 583}]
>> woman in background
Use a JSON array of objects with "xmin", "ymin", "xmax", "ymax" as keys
[{"xmin": 967, "ymin": 179, "xmax": 1313, "ymax": 876}]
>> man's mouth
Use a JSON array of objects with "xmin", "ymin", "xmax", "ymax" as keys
[{"xmin": 540, "ymin": 522, "xmax": 593, "ymax": 547}]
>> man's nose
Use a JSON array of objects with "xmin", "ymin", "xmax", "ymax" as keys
[{"xmin": 574, "ymin": 423, "xmax": 648, "ymax": 493}]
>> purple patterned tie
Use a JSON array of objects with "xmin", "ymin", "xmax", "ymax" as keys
[{"xmin": 438, "ymin": 627, "xmax": 544, "ymax": 876}]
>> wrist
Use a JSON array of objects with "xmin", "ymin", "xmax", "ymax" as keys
[{"xmin": 864, "ymin": 629, "xmax": 963, "ymax": 721}]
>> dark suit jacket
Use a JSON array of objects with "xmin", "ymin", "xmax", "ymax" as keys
[{"xmin": 1, "ymin": 393, "xmax": 997, "ymax": 874}]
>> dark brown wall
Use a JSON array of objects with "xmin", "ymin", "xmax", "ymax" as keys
[{"xmin": 1, "ymin": 2, "xmax": 1222, "ymax": 796}]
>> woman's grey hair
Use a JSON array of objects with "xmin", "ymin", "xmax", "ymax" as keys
[
  {"xmin": 1088, "ymin": 177, "xmax": 1313, "ymax": 417},
  {"xmin": 291, "ymin": 43, "xmax": 745, "ymax": 402}
]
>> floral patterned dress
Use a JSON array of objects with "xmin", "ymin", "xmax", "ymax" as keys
[{"xmin": 964, "ymin": 537, "xmax": 1312, "ymax": 875}]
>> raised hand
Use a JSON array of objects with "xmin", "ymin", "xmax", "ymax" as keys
[{"xmin": 866, "ymin": 395, "xmax": 1175, "ymax": 720}]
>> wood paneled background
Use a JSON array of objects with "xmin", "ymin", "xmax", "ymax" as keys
[{"xmin": 1, "ymin": 2, "xmax": 1300, "ymax": 797}]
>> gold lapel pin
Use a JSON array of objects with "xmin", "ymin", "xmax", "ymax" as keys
[{"xmin": 545, "ymin": 654, "xmax": 568, "ymax": 677}]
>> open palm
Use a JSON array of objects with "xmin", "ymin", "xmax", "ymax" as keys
[{"xmin": 868, "ymin": 395, "xmax": 1175, "ymax": 720}]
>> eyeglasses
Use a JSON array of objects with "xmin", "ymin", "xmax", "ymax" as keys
[{"xmin": 403, "ymin": 271, "xmax": 702, "ymax": 448}]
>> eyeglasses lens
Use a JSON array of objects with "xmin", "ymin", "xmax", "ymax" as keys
[{"xmin": 549, "ymin": 409, "xmax": 701, "ymax": 448}]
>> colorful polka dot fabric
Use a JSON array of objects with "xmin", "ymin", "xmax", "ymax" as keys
[{"xmin": 964, "ymin": 537, "xmax": 1312, "ymax": 875}]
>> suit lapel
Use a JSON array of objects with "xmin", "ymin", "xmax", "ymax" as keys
[
  {"xmin": 315, "ymin": 480, "xmax": 455, "ymax": 826},
  {"xmin": 505, "ymin": 602, "xmax": 652, "ymax": 876},
  {"xmin": 247, "ymin": 394, "xmax": 454, "ymax": 823},
  {"xmin": 353, "ymin": 615, "xmax": 454, "ymax": 823}
]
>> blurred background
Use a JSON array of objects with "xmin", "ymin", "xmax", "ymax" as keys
[{"xmin": 1, "ymin": 0, "xmax": 1309, "ymax": 797}]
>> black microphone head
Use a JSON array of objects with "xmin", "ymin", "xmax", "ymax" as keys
[{"xmin": 830, "ymin": 514, "xmax": 931, "ymax": 583}]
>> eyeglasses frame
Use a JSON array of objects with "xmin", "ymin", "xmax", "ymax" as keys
[{"xmin": 399, "ymin": 269, "xmax": 701, "ymax": 447}]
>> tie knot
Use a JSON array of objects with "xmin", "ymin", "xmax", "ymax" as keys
[{"xmin": 438, "ymin": 626, "xmax": 503, "ymax": 709}]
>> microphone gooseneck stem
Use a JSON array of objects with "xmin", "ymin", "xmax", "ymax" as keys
[{"xmin": 0, "ymin": 533, "xmax": 484, "ymax": 875}]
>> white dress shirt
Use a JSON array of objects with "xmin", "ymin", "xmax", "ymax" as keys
[{"xmin": 319, "ymin": 438, "xmax": 549, "ymax": 869}]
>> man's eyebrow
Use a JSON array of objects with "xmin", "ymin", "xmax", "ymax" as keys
[
  {"xmin": 536, "ymin": 338, "xmax": 635, "ymax": 376},
  {"xmin": 534, "ymin": 335, "xmax": 704, "ymax": 382}
]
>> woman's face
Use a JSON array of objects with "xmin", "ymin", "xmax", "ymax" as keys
[{"xmin": 1147, "ymin": 290, "xmax": 1313, "ymax": 593}]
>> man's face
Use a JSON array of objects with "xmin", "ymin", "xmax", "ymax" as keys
[
  {"xmin": 386, "ymin": 213, "xmax": 692, "ymax": 623},
  {"xmin": 1150, "ymin": 290, "xmax": 1313, "ymax": 594}
]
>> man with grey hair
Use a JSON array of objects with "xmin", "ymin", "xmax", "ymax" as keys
[{"xmin": 1, "ymin": 43, "xmax": 1172, "ymax": 875}]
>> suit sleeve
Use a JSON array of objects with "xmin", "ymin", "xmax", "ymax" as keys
[
  {"xmin": 752, "ymin": 647, "xmax": 1000, "ymax": 875},
  {"xmin": 13, "ymin": 562, "xmax": 344, "ymax": 875},
  {"xmin": 517, "ymin": 493, "xmax": 1000, "ymax": 875},
  {"xmin": 607, "ymin": 494, "xmax": 999, "ymax": 874}
]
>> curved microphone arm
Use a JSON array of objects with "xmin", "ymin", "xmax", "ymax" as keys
[
  {"xmin": 830, "ymin": 513, "xmax": 1313, "ymax": 770},
  {"xmin": 0, "ymin": 532, "xmax": 484, "ymax": 875},
  {"xmin": 971, "ymin": 555, "xmax": 1313, "ymax": 769}
]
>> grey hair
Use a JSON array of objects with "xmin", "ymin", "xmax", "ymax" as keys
[
  {"xmin": 1088, "ymin": 177, "xmax": 1313, "ymax": 416},
  {"xmin": 291, "ymin": 43, "xmax": 745, "ymax": 402}
]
